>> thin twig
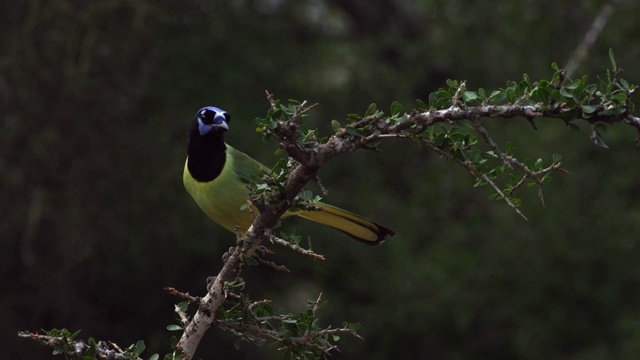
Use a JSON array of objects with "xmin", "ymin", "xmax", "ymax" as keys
[
  {"xmin": 254, "ymin": 256, "xmax": 290, "ymax": 272},
  {"xmin": 164, "ymin": 287, "xmax": 200, "ymax": 302},
  {"xmin": 311, "ymin": 292, "xmax": 323, "ymax": 314},
  {"xmin": 471, "ymin": 117, "xmax": 512, "ymax": 168},
  {"xmin": 479, "ymin": 172, "xmax": 528, "ymax": 220},
  {"xmin": 174, "ymin": 304, "xmax": 190, "ymax": 326},
  {"xmin": 269, "ymin": 234, "xmax": 326, "ymax": 260},
  {"xmin": 423, "ymin": 140, "xmax": 528, "ymax": 220}
]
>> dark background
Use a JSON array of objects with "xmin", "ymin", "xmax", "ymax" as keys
[{"xmin": 4, "ymin": 1, "xmax": 640, "ymax": 359}]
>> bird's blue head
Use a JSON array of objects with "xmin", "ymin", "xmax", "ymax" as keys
[{"xmin": 194, "ymin": 106, "xmax": 231, "ymax": 136}]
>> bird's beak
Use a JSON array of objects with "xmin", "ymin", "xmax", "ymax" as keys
[
  {"xmin": 198, "ymin": 118, "xmax": 229, "ymax": 136},
  {"xmin": 213, "ymin": 121, "xmax": 229, "ymax": 131}
]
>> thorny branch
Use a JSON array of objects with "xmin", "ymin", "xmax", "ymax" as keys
[
  {"xmin": 420, "ymin": 138, "xmax": 529, "ymax": 220},
  {"xmin": 269, "ymin": 233, "xmax": 326, "ymax": 260},
  {"xmin": 214, "ymin": 292, "xmax": 361, "ymax": 356},
  {"xmin": 175, "ymin": 82, "xmax": 638, "ymax": 358},
  {"xmin": 17, "ymin": 331, "xmax": 142, "ymax": 360}
]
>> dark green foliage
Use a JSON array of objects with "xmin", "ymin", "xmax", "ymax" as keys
[{"xmin": 215, "ymin": 289, "xmax": 359, "ymax": 359}]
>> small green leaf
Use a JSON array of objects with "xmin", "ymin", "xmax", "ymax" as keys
[
  {"xmin": 167, "ymin": 325, "xmax": 183, "ymax": 331},
  {"xmin": 594, "ymin": 134, "xmax": 609, "ymax": 148},
  {"xmin": 534, "ymin": 158, "xmax": 543, "ymax": 170},
  {"xmin": 489, "ymin": 90, "xmax": 502, "ymax": 99},
  {"xmin": 581, "ymin": 105, "xmax": 598, "ymax": 114},
  {"xmin": 243, "ymin": 255, "xmax": 259, "ymax": 266},
  {"xmin": 364, "ymin": 103, "xmax": 377, "ymax": 116},
  {"xmin": 395, "ymin": 114, "xmax": 409, "ymax": 124},
  {"xmin": 505, "ymin": 87, "xmax": 516, "ymax": 103},
  {"xmin": 478, "ymin": 87, "xmax": 487, "ymax": 101},
  {"xmin": 567, "ymin": 122, "xmax": 580, "ymax": 132},
  {"xmin": 457, "ymin": 148, "xmax": 467, "ymax": 161},
  {"xmin": 564, "ymin": 80, "xmax": 581, "ymax": 90},
  {"xmin": 416, "ymin": 98, "xmax": 428, "ymax": 110},
  {"xmin": 612, "ymin": 91, "xmax": 628, "ymax": 103},
  {"xmin": 330, "ymin": 120, "xmax": 341, "ymax": 133},
  {"xmin": 552, "ymin": 153, "xmax": 562, "ymax": 163},
  {"xmin": 390, "ymin": 101, "xmax": 403, "ymax": 116},
  {"xmin": 559, "ymin": 88, "xmax": 574, "ymax": 99},
  {"xmin": 345, "ymin": 126, "xmax": 363, "ymax": 137},
  {"xmin": 505, "ymin": 142, "xmax": 515, "ymax": 155},
  {"xmin": 428, "ymin": 92, "xmax": 438, "ymax": 108},
  {"xmin": 620, "ymin": 78, "xmax": 629, "ymax": 89},
  {"xmin": 592, "ymin": 128, "xmax": 609, "ymax": 148},
  {"xmin": 446, "ymin": 79, "xmax": 458, "ymax": 88},
  {"xmin": 584, "ymin": 84, "xmax": 597, "ymax": 95},
  {"xmin": 462, "ymin": 91, "xmax": 478, "ymax": 102},
  {"xmin": 346, "ymin": 113, "xmax": 362, "ymax": 122},
  {"xmin": 437, "ymin": 88, "xmax": 451, "ymax": 99},
  {"xmin": 134, "ymin": 340, "xmax": 145, "ymax": 355},
  {"xmin": 524, "ymin": 158, "xmax": 534, "ymax": 169},
  {"xmin": 177, "ymin": 301, "xmax": 189, "ymax": 312}
]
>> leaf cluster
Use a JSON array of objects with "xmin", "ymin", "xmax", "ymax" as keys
[{"xmin": 321, "ymin": 52, "xmax": 635, "ymax": 216}]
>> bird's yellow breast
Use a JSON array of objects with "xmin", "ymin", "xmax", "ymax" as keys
[{"xmin": 183, "ymin": 155, "xmax": 254, "ymax": 234}]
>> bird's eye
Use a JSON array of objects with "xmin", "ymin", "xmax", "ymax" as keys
[
  {"xmin": 198, "ymin": 109, "xmax": 216, "ymax": 125},
  {"xmin": 223, "ymin": 112, "xmax": 231, "ymax": 123}
]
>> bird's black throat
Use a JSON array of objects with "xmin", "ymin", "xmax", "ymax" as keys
[{"xmin": 187, "ymin": 131, "xmax": 227, "ymax": 182}]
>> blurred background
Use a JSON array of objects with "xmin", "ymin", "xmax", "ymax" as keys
[{"xmin": 4, "ymin": 0, "xmax": 640, "ymax": 359}]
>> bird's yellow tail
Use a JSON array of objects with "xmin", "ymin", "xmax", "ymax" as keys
[{"xmin": 295, "ymin": 203, "xmax": 395, "ymax": 245}]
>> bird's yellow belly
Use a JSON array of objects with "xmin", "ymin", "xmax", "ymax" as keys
[{"xmin": 183, "ymin": 161, "xmax": 254, "ymax": 234}]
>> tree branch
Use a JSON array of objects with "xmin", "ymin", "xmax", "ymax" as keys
[
  {"xmin": 177, "ymin": 67, "xmax": 639, "ymax": 356},
  {"xmin": 17, "ymin": 331, "xmax": 144, "ymax": 360}
]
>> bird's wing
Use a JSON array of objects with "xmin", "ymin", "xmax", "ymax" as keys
[{"xmin": 226, "ymin": 144, "xmax": 270, "ymax": 184}]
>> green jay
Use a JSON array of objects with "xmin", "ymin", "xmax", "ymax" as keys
[{"xmin": 183, "ymin": 106, "xmax": 395, "ymax": 245}]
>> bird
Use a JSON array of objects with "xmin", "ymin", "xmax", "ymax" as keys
[{"xmin": 183, "ymin": 106, "xmax": 395, "ymax": 245}]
